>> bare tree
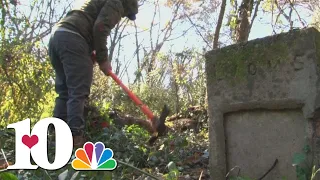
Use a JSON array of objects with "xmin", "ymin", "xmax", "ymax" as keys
[
  {"xmin": 1, "ymin": 0, "xmax": 72, "ymax": 44},
  {"xmin": 213, "ymin": 0, "xmax": 227, "ymax": 48},
  {"xmin": 0, "ymin": 0, "xmax": 72, "ymax": 123}
]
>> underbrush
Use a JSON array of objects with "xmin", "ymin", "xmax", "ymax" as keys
[{"xmin": 0, "ymin": 105, "xmax": 210, "ymax": 180}]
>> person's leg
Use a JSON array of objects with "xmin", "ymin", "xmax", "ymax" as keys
[
  {"xmin": 48, "ymin": 34, "xmax": 68, "ymax": 123},
  {"xmin": 54, "ymin": 31, "xmax": 93, "ymax": 146}
]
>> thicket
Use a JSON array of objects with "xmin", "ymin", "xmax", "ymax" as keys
[{"xmin": 0, "ymin": 0, "xmax": 320, "ymax": 179}]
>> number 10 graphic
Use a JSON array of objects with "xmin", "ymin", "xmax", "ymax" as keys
[{"xmin": 7, "ymin": 118, "xmax": 73, "ymax": 170}]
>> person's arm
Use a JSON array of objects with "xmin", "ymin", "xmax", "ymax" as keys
[{"xmin": 93, "ymin": 0, "xmax": 124, "ymax": 65}]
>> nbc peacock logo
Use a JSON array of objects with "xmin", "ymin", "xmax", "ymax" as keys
[{"xmin": 71, "ymin": 142, "xmax": 117, "ymax": 170}]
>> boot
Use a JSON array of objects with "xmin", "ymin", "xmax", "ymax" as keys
[
  {"xmin": 73, "ymin": 135, "xmax": 86, "ymax": 148},
  {"xmin": 72, "ymin": 129, "xmax": 86, "ymax": 148}
]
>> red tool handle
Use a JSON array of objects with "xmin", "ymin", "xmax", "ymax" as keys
[{"xmin": 107, "ymin": 70, "xmax": 155, "ymax": 120}]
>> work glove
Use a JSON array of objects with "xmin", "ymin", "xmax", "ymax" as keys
[
  {"xmin": 99, "ymin": 60, "xmax": 112, "ymax": 76},
  {"xmin": 91, "ymin": 50, "xmax": 112, "ymax": 76},
  {"xmin": 122, "ymin": 0, "xmax": 138, "ymax": 21}
]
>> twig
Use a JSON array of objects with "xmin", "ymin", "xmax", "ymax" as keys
[
  {"xmin": 116, "ymin": 159, "xmax": 161, "ymax": 180},
  {"xmin": 311, "ymin": 166, "xmax": 320, "ymax": 180},
  {"xmin": 274, "ymin": 0, "xmax": 292, "ymax": 26},
  {"xmin": 198, "ymin": 170, "xmax": 203, "ymax": 180},
  {"xmin": 185, "ymin": 14, "xmax": 212, "ymax": 49},
  {"xmin": 258, "ymin": 159, "xmax": 278, "ymax": 180},
  {"xmin": 225, "ymin": 166, "xmax": 241, "ymax": 178},
  {"xmin": 0, "ymin": 149, "xmax": 9, "ymax": 173},
  {"xmin": 288, "ymin": 0, "xmax": 306, "ymax": 27},
  {"xmin": 249, "ymin": 0, "xmax": 262, "ymax": 31},
  {"xmin": 1, "ymin": 149, "xmax": 9, "ymax": 168}
]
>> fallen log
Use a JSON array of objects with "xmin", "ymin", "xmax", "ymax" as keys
[{"xmin": 109, "ymin": 111, "xmax": 155, "ymax": 134}]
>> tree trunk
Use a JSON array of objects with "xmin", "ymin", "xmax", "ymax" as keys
[
  {"xmin": 213, "ymin": 0, "xmax": 227, "ymax": 49},
  {"xmin": 235, "ymin": 0, "xmax": 254, "ymax": 42}
]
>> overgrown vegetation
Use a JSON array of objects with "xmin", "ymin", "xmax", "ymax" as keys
[
  {"xmin": 0, "ymin": 103, "xmax": 210, "ymax": 179},
  {"xmin": 226, "ymin": 145, "xmax": 320, "ymax": 180},
  {"xmin": 0, "ymin": 0, "xmax": 320, "ymax": 179}
]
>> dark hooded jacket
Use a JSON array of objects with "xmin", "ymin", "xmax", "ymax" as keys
[{"xmin": 56, "ymin": 0, "xmax": 138, "ymax": 64}]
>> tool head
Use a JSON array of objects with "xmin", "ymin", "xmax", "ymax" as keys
[{"xmin": 148, "ymin": 104, "xmax": 170, "ymax": 145}]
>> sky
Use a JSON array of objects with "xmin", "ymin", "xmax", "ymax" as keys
[
  {"xmin": 90, "ymin": 0, "xmax": 313, "ymax": 83},
  {"xmin": 17, "ymin": 0, "xmax": 315, "ymax": 84}
]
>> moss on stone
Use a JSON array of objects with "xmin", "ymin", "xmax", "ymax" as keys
[
  {"xmin": 206, "ymin": 28, "xmax": 320, "ymax": 85},
  {"xmin": 216, "ymin": 40, "xmax": 288, "ymax": 80}
]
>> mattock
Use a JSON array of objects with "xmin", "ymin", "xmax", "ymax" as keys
[{"xmin": 107, "ymin": 70, "xmax": 170, "ymax": 145}]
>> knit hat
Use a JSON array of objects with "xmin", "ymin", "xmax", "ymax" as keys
[
  {"xmin": 127, "ymin": 13, "xmax": 136, "ymax": 20},
  {"xmin": 122, "ymin": 0, "xmax": 138, "ymax": 21}
]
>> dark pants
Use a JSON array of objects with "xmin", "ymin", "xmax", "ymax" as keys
[{"xmin": 48, "ymin": 31, "xmax": 93, "ymax": 136}]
